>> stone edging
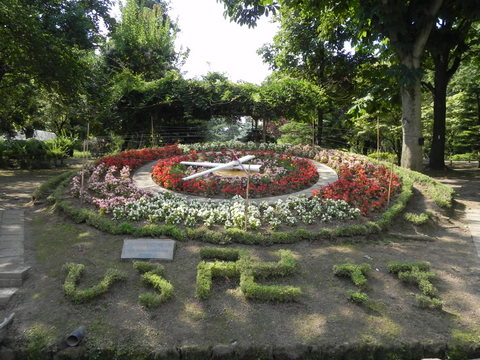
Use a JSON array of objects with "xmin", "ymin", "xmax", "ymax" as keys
[{"xmin": 132, "ymin": 160, "xmax": 338, "ymax": 203}]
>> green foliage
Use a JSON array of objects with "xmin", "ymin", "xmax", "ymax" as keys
[
  {"xmin": 388, "ymin": 261, "xmax": 442, "ymax": 309},
  {"xmin": 278, "ymin": 122, "xmax": 312, "ymax": 145},
  {"xmin": 333, "ymin": 263, "xmax": 371, "ymax": 287},
  {"xmin": 392, "ymin": 165, "xmax": 454, "ymax": 209},
  {"xmin": 333, "ymin": 262, "xmax": 371, "ymax": 304},
  {"xmin": 133, "ymin": 261, "xmax": 173, "ymax": 307},
  {"xmin": 62, "ymin": 263, "xmax": 126, "ymax": 304},
  {"xmin": 106, "ymin": 0, "xmax": 184, "ymax": 81},
  {"xmin": 133, "ymin": 261, "xmax": 165, "ymax": 276},
  {"xmin": 368, "ymin": 152, "xmax": 397, "ymax": 164},
  {"xmin": 416, "ymin": 295, "xmax": 443, "ymax": 310},
  {"xmin": 32, "ymin": 170, "xmax": 76, "ymax": 202},
  {"xmin": 24, "ymin": 324, "xmax": 56, "ymax": 360},
  {"xmin": 387, "ymin": 262, "xmax": 431, "ymax": 274},
  {"xmin": 195, "ymin": 261, "xmax": 213, "ymax": 300},
  {"xmin": 199, "ymin": 247, "xmax": 243, "ymax": 261},
  {"xmin": 196, "ymin": 248, "xmax": 301, "ymax": 302},
  {"xmin": 449, "ymin": 153, "xmax": 480, "ymax": 161},
  {"xmin": 139, "ymin": 272, "xmax": 174, "ymax": 307},
  {"xmin": 404, "ymin": 212, "xmax": 432, "ymax": 225},
  {"xmin": 240, "ymin": 270, "xmax": 302, "ymax": 302},
  {"xmin": 348, "ymin": 290, "xmax": 370, "ymax": 305}
]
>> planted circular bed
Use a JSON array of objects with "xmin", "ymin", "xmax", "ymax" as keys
[{"xmin": 59, "ymin": 142, "xmax": 407, "ymax": 242}]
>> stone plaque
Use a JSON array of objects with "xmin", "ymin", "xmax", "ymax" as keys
[{"xmin": 121, "ymin": 239, "xmax": 176, "ymax": 260}]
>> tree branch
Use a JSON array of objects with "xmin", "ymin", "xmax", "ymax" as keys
[
  {"xmin": 421, "ymin": 81, "xmax": 435, "ymax": 94},
  {"xmin": 412, "ymin": 0, "xmax": 444, "ymax": 60}
]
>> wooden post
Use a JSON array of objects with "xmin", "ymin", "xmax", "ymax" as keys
[{"xmin": 376, "ymin": 117, "xmax": 380, "ymax": 154}]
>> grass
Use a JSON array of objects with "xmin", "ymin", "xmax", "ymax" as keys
[{"xmin": 404, "ymin": 211, "xmax": 434, "ymax": 225}]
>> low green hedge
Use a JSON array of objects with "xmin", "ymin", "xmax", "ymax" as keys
[
  {"xmin": 62, "ymin": 263, "xmax": 126, "ymax": 304},
  {"xmin": 133, "ymin": 261, "xmax": 174, "ymax": 308},
  {"xmin": 388, "ymin": 261, "xmax": 442, "ymax": 310},
  {"xmin": 32, "ymin": 169, "xmax": 76, "ymax": 202},
  {"xmin": 333, "ymin": 263, "xmax": 371, "ymax": 304},
  {"xmin": 196, "ymin": 247, "xmax": 301, "ymax": 302}
]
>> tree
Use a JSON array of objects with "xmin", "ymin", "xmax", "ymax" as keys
[
  {"xmin": 0, "ymin": 0, "xmax": 113, "ymax": 94},
  {"xmin": 257, "ymin": 6, "xmax": 367, "ymax": 146},
  {"xmin": 219, "ymin": 0, "xmax": 445, "ymax": 170},
  {"xmin": 0, "ymin": 0, "xmax": 114, "ymax": 135},
  {"xmin": 423, "ymin": 5, "xmax": 480, "ymax": 169},
  {"xmin": 105, "ymin": 0, "xmax": 186, "ymax": 81}
]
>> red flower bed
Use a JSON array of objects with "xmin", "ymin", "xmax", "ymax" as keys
[
  {"xmin": 318, "ymin": 162, "xmax": 401, "ymax": 215},
  {"xmin": 96, "ymin": 144, "xmax": 183, "ymax": 170},
  {"xmin": 151, "ymin": 151, "xmax": 319, "ymax": 198}
]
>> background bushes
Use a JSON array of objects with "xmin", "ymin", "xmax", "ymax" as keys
[{"xmin": 0, "ymin": 137, "xmax": 74, "ymax": 169}]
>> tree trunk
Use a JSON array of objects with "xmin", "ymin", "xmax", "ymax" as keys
[
  {"xmin": 429, "ymin": 57, "xmax": 448, "ymax": 169},
  {"xmin": 400, "ymin": 77, "xmax": 424, "ymax": 171}
]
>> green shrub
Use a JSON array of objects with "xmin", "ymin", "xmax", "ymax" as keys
[
  {"xmin": 403, "ymin": 211, "xmax": 432, "ymax": 225},
  {"xmin": 139, "ymin": 271, "xmax": 174, "ymax": 306},
  {"xmin": 450, "ymin": 152, "xmax": 480, "ymax": 161},
  {"xmin": 368, "ymin": 152, "xmax": 397, "ymax": 163},
  {"xmin": 133, "ymin": 262, "xmax": 173, "ymax": 307},
  {"xmin": 388, "ymin": 261, "xmax": 442, "ymax": 309},
  {"xmin": 387, "ymin": 261, "xmax": 431, "ymax": 274},
  {"xmin": 24, "ymin": 324, "xmax": 56, "ymax": 360},
  {"xmin": 62, "ymin": 263, "xmax": 126, "ymax": 304},
  {"xmin": 199, "ymin": 247, "xmax": 243, "ymax": 261},
  {"xmin": 240, "ymin": 271, "xmax": 302, "ymax": 302},
  {"xmin": 44, "ymin": 136, "xmax": 74, "ymax": 164},
  {"xmin": 196, "ymin": 261, "xmax": 213, "ymax": 299},
  {"xmin": 133, "ymin": 261, "xmax": 165, "ymax": 276},
  {"xmin": 333, "ymin": 263, "xmax": 371, "ymax": 287},
  {"xmin": 416, "ymin": 294, "xmax": 443, "ymax": 310},
  {"xmin": 394, "ymin": 166, "xmax": 454, "ymax": 209},
  {"xmin": 196, "ymin": 247, "xmax": 301, "ymax": 302},
  {"xmin": 348, "ymin": 290, "xmax": 369, "ymax": 304},
  {"xmin": 250, "ymin": 250, "xmax": 298, "ymax": 278}
]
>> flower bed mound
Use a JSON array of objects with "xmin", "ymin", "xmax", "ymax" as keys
[
  {"xmin": 151, "ymin": 150, "xmax": 319, "ymax": 198},
  {"xmin": 63, "ymin": 143, "xmax": 405, "ymax": 236}
]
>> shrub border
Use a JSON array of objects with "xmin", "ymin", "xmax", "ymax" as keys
[{"xmin": 46, "ymin": 145, "xmax": 423, "ymax": 245}]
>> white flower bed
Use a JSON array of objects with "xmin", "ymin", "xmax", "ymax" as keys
[{"xmin": 112, "ymin": 193, "xmax": 360, "ymax": 230}]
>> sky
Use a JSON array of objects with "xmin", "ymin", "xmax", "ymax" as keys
[
  {"xmin": 112, "ymin": 0, "xmax": 279, "ymax": 84},
  {"xmin": 169, "ymin": 0, "xmax": 278, "ymax": 84}
]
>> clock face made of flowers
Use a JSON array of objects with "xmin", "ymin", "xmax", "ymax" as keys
[
  {"xmin": 180, "ymin": 154, "xmax": 258, "ymax": 181},
  {"xmin": 151, "ymin": 150, "xmax": 320, "ymax": 198}
]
